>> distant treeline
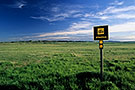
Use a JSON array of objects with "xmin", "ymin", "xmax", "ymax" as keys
[
  {"xmin": 0, "ymin": 40, "xmax": 135, "ymax": 44},
  {"xmin": 0, "ymin": 40, "xmax": 91, "ymax": 44}
]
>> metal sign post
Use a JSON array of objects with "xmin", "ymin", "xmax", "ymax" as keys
[
  {"xmin": 93, "ymin": 25, "xmax": 109, "ymax": 81},
  {"xmin": 99, "ymin": 40, "xmax": 103, "ymax": 81}
]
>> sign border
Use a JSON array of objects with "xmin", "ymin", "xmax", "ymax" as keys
[{"xmin": 93, "ymin": 25, "xmax": 109, "ymax": 40}]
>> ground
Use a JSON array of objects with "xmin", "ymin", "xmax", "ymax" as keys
[{"xmin": 0, "ymin": 42, "xmax": 135, "ymax": 90}]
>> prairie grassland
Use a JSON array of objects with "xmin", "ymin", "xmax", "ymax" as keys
[{"xmin": 0, "ymin": 42, "xmax": 135, "ymax": 90}]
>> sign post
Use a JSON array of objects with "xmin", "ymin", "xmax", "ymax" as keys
[
  {"xmin": 93, "ymin": 25, "xmax": 109, "ymax": 81},
  {"xmin": 99, "ymin": 40, "xmax": 103, "ymax": 81}
]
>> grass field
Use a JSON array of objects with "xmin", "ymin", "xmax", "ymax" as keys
[{"xmin": 0, "ymin": 42, "xmax": 135, "ymax": 90}]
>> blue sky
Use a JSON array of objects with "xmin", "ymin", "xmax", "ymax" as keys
[{"xmin": 0, "ymin": 0, "xmax": 135, "ymax": 41}]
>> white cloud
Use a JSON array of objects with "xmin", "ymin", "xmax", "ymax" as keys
[
  {"xmin": 68, "ymin": 21, "xmax": 92, "ymax": 31},
  {"xmin": 116, "ymin": 1, "xmax": 124, "ymax": 5},
  {"xmin": 115, "ymin": 14, "xmax": 135, "ymax": 19},
  {"xmin": 36, "ymin": 30, "xmax": 92, "ymax": 38},
  {"xmin": 98, "ymin": 6, "xmax": 115, "ymax": 15},
  {"xmin": 31, "ymin": 9, "xmax": 81, "ymax": 22},
  {"xmin": 95, "ymin": 4, "xmax": 135, "ymax": 21},
  {"xmin": 97, "ymin": 16, "xmax": 110, "ymax": 20},
  {"xmin": 98, "ymin": 6, "xmax": 135, "ymax": 15},
  {"xmin": 15, "ymin": 1, "xmax": 27, "ymax": 8},
  {"xmin": 111, "ymin": 35, "xmax": 135, "ymax": 41},
  {"xmin": 31, "ymin": 16, "xmax": 66, "ymax": 22},
  {"xmin": 14, "ymin": 21, "xmax": 135, "ymax": 41},
  {"xmin": 31, "ymin": 16, "xmax": 46, "ymax": 20},
  {"xmin": 18, "ymin": 3, "xmax": 25, "ymax": 8},
  {"xmin": 51, "ymin": 7, "xmax": 60, "ymax": 12},
  {"xmin": 19, "ymin": 2, "xmax": 135, "ymax": 41},
  {"xmin": 31, "ymin": 3, "xmax": 82, "ymax": 22},
  {"xmin": 84, "ymin": 13, "xmax": 95, "ymax": 17},
  {"xmin": 100, "ymin": 16, "xmax": 109, "ymax": 20},
  {"xmin": 32, "ymin": 21, "xmax": 92, "ymax": 39},
  {"xmin": 99, "ymin": 13, "xmax": 135, "ymax": 20},
  {"xmin": 111, "ymin": 6, "xmax": 135, "ymax": 13},
  {"xmin": 26, "ymin": 21, "xmax": 93, "ymax": 41},
  {"xmin": 95, "ymin": 13, "xmax": 135, "ymax": 20},
  {"xmin": 54, "ymin": 13, "xmax": 69, "ymax": 18},
  {"xmin": 68, "ymin": 10, "xmax": 80, "ymax": 14},
  {"xmin": 73, "ymin": 14, "xmax": 83, "ymax": 18},
  {"xmin": 39, "ymin": 36, "xmax": 70, "ymax": 40},
  {"xmin": 110, "ymin": 1, "xmax": 124, "ymax": 6},
  {"xmin": 110, "ymin": 22, "xmax": 135, "ymax": 33},
  {"xmin": 127, "ymin": 36, "xmax": 135, "ymax": 39},
  {"xmin": 7, "ymin": 1, "xmax": 27, "ymax": 9}
]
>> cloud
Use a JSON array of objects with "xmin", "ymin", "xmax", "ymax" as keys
[
  {"xmin": 110, "ymin": 22, "xmax": 135, "ymax": 33},
  {"xmin": 109, "ymin": 22, "xmax": 135, "ymax": 41},
  {"xmin": 12, "ymin": 21, "xmax": 135, "ymax": 41},
  {"xmin": 34, "ymin": 21, "xmax": 92, "ymax": 40},
  {"xmin": 94, "ymin": 13, "xmax": 135, "ymax": 20},
  {"xmin": 127, "ymin": 36, "xmax": 135, "ymax": 39},
  {"xmin": 31, "ymin": 16, "xmax": 66, "ymax": 22},
  {"xmin": 54, "ymin": 13, "xmax": 70, "ymax": 18},
  {"xmin": 73, "ymin": 14, "xmax": 83, "ymax": 18},
  {"xmin": 93, "ymin": 4, "xmax": 135, "ymax": 21},
  {"xmin": 12, "ymin": 0, "xmax": 27, "ymax": 9},
  {"xmin": 15, "ymin": 29, "xmax": 92, "ymax": 41},
  {"xmin": 16, "ymin": 21, "xmax": 93, "ymax": 41},
  {"xmin": 39, "ymin": 36, "xmax": 71, "ymax": 40},
  {"xmin": 36, "ymin": 30, "xmax": 92, "ymax": 38},
  {"xmin": 97, "ymin": 13, "xmax": 135, "ymax": 20},
  {"xmin": 12, "ymin": 1, "xmax": 135, "ymax": 41},
  {"xmin": 31, "ymin": 10, "xmax": 80, "ymax": 22},
  {"xmin": 93, "ymin": 15, "xmax": 110, "ymax": 20},
  {"xmin": 0, "ymin": 0, "xmax": 27, "ymax": 9},
  {"xmin": 110, "ymin": 1, "xmax": 124, "ymax": 6},
  {"xmin": 17, "ymin": 3, "xmax": 26, "ymax": 9},
  {"xmin": 99, "ymin": 1, "xmax": 134, "ymax": 16},
  {"xmin": 31, "ymin": 12, "xmax": 72, "ymax": 21},
  {"xmin": 51, "ymin": 7, "xmax": 60, "ymax": 12},
  {"xmin": 68, "ymin": 21, "xmax": 92, "ymax": 31},
  {"xmin": 98, "ymin": 5, "xmax": 135, "ymax": 16},
  {"xmin": 111, "ymin": 6, "xmax": 135, "ymax": 13},
  {"xmin": 98, "ymin": 6, "xmax": 114, "ymax": 15},
  {"xmin": 111, "ymin": 35, "xmax": 135, "ymax": 41},
  {"xmin": 115, "ymin": 14, "xmax": 135, "ymax": 19},
  {"xmin": 31, "ymin": 3, "xmax": 83, "ymax": 22},
  {"xmin": 83, "ymin": 13, "xmax": 94, "ymax": 17}
]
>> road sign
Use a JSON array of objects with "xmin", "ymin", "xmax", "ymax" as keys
[
  {"xmin": 94, "ymin": 25, "xmax": 108, "ymax": 40},
  {"xmin": 93, "ymin": 25, "xmax": 109, "ymax": 82}
]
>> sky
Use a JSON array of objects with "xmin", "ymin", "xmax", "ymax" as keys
[{"xmin": 0, "ymin": 0, "xmax": 135, "ymax": 42}]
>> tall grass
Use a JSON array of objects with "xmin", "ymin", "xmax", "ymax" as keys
[{"xmin": 0, "ymin": 42, "xmax": 135, "ymax": 89}]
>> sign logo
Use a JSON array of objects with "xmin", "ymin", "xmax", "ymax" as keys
[
  {"xmin": 97, "ymin": 28, "xmax": 104, "ymax": 35},
  {"xmin": 94, "ymin": 25, "xmax": 109, "ymax": 40}
]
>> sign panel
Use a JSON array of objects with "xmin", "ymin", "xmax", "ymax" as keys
[{"xmin": 94, "ymin": 25, "xmax": 108, "ymax": 40}]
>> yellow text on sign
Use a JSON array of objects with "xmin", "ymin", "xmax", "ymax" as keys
[
  {"xmin": 96, "ymin": 36, "xmax": 107, "ymax": 39},
  {"xmin": 97, "ymin": 28, "xmax": 104, "ymax": 35}
]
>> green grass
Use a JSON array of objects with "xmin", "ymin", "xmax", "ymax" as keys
[{"xmin": 0, "ymin": 42, "xmax": 135, "ymax": 90}]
